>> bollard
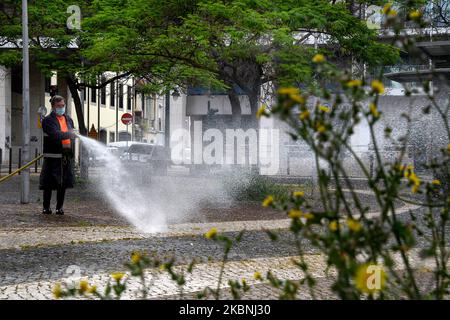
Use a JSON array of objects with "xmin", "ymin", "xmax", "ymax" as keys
[
  {"xmin": 35, "ymin": 148, "xmax": 38, "ymax": 173},
  {"xmin": 9, "ymin": 149, "xmax": 12, "ymax": 174},
  {"xmin": 18, "ymin": 148, "xmax": 21, "ymax": 175},
  {"xmin": 287, "ymin": 154, "xmax": 290, "ymax": 176}
]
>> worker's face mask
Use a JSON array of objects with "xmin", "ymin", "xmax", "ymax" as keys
[{"xmin": 55, "ymin": 107, "xmax": 66, "ymax": 116}]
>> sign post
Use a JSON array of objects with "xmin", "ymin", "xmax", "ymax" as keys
[
  {"xmin": 21, "ymin": 0, "xmax": 30, "ymax": 204},
  {"xmin": 121, "ymin": 113, "xmax": 133, "ymax": 148}
]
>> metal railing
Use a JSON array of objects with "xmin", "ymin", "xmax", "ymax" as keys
[
  {"xmin": 0, "ymin": 147, "xmax": 42, "ymax": 179},
  {"xmin": 0, "ymin": 153, "xmax": 43, "ymax": 183}
]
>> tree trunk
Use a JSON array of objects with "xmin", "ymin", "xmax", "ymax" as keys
[
  {"xmin": 66, "ymin": 74, "xmax": 89, "ymax": 180},
  {"xmin": 66, "ymin": 75, "xmax": 87, "ymax": 135},
  {"xmin": 227, "ymin": 88, "xmax": 242, "ymax": 128}
]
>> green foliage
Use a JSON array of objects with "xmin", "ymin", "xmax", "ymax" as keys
[
  {"xmin": 224, "ymin": 172, "xmax": 303, "ymax": 202},
  {"xmin": 50, "ymin": 1, "xmax": 448, "ymax": 301}
]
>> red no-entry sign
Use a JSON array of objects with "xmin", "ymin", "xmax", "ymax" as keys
[{"xmin": 121, "ymin": 113, "xmax": 133, "ymax": 125}]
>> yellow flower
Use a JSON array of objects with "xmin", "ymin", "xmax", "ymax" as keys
[
  {"xmin": 409, "ymin": 10, "xmax": 421, "ymax": 20},
  {"xmin": 312, "ymin": 54, "xmax": 325, "ymax": 63},
  {"xmin": 404, "ymin": 164, "xmax": 414, "ymax": 178},
  {"xmin": 329, "ymin": 220, "xmax": 339, "ymax": 232},
  {"xmin": 371, "ymin": 80, "xmax": 385, "ymax": 94},
  {"xmin": 410, "ymin": 174, "xmax": 420, "ymax": 185},
  {"xmin": 316, "ymin": 124, "xmax": 326, "ymax": 133},
  {"xmin": 288, "ymin": 209, "xmax": 313, "ymax": 220},
  {"xmin": 288, "ymin": 209, "xmax": 302, "ymax": 219},
  {"xmin": 369, "ymin": 103, "xmax": 380, "ymax": 118},
  {"xmin": 419, "ymin": 266, "xmax": 432, "ymax": 273},
  {"xmin": 262, "ymin": 195, "xmax": 274, "ymax": 207},
  {"xmin": 131, "ymin": 251, "xmax": 141, "ymax": 264},
  {"xmin": 88, "ymin": 285, "xmax": 97, "ymax": 294},
  {"xmin": 242, "ymin": 278, "xmax": 247, "ymax": 286},
  {"xmin": 79, "ymin": 280, "xmax": 89, "ymax": 293},
  {"xmin": 318, "ymin": 105, "xmax": 330, "ymax": 113},
  {"xmin": 347, "ymin": 218, "xmax": 362, "ymax": 232},
  {"xmin": 346, "ymin": 79, "xmax": 362, "ymax": 87},
  {"xmin": 254, "ymin": 271, "xmax": 263, "ymax": 280},
  {"xmin": 388, "ymin": 9, "xmax": 397, "ymax": 17},
  {"xmin": 382, "ymin": 3, "xmax": 392, "ymax": 15},
  {"xmin": 431, "ymin": 180, "xmax": 441, "ymax": 185},
  {"xmin": 406, "ymin": 170, "xmax": 421, "ymax": 193},
  {"xmin": 256, "ymin": 105, "xmax": 266, "ymax": 119},
  {"xmin": 299, "ymin": 110, "xmax": 310, "ymax": 120},
  {"xmin": 205, "ymin": 227, "xmax": 218, "ymax": 239},
  {"xmin": 410, "ymin": 173, "xmax": 420, "ymax": 184},
  {"xmin": 278, "ymin": 87, "xmax": 300, "ymax": 96},
  {"xmin": 111, "ymin": 272, "xmax": 125, "ymax": 282},
  {"xmin": 52, "ymin": 283, "xmax": 63, "ymax": 299},
  {"xmin": 293, "ymin": 191, "xmax": 305, "ymax": 197},
  {"xmin": 354, "ymin": 263, "xmax": 387, "ymax": 294},
  {"xmin": 291, "ymin": 94, "xmax": 305, "ymax": 104},
  {"xmin": 447, "ymin": 144, "xmax": 450, "ymax": 152},
  {"xmin": 303, "ymin": 212, "xmax": 314, "ymax": 220}
]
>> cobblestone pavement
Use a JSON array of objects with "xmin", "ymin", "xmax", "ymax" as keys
[
  {"xmin": 0, "ymin": 175, "xmax": 447, "ymax": 300},
  {"xmin": 0, "ymin": 237, "xmax": 441, "ymax": 300},
  {"xmin": 0, "ymin": 210, "xmax": 446, "ymax": 300}
]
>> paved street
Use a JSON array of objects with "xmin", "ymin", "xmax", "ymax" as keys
[{"xmin": 0, "ymin": 174, "xmax": 447, "ymax": 300}]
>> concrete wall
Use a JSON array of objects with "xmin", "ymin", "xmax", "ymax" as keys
[
  {"xmin": 276, "ymin": 91, "xmax": 449, "ymax": 177},
  {"xmin": 9, "ymin": 63, "xmax": 45, "ymax": 164},
  {"xmin": 186, "ymin": 95, "xmax": 252, "ymax": 115},
  {"xmin": 0, "ymin": 66, "xmax": 11, "ymax": 165}
]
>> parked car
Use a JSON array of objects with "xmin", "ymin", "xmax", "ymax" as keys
[
  {"xmin": 89, "ymin": 146, "xmax": 119, "ymax": 166},
  {"xmin": 120, "ymin": 143, "xmax": 170, "ymax": 175},
  {"xmin": 89, "ymin": 141, "xmax": 146, "ymax": 166},
  {"xmin": 107, "ymin": 141, "xmax": 146, "ymax": 157}
]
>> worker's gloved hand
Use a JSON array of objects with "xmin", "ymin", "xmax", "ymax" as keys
[{"xmin": 69, "ymin": 130, "xmax": 78, "ymax": 139}]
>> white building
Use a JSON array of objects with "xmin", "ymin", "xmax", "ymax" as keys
[{"xmin": 0, "ymin": 64, "xmax": 190, "ymax": 168}]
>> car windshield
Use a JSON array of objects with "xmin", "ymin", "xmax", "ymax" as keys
[{"xmin": 127, "ymin": 144, "xmax": 154, "ymax": 155}]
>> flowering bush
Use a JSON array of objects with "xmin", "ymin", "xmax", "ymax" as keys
[{"xmin": 53, "ymin": 3, "xmax": 448, "ymax": 300}]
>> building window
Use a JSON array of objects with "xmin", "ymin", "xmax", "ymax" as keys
[
  {"xmin": 80, "ymin": 87, "xmax": 86, "ymax": 102},
  {"xmin": 158, "ymin": 118, "xmax": 162, "ymax": 131},
  {"xmin": 109, "ymin": 131, "xmax": 115, "ymax": 143},
  {"xmin": 110, "ymin": 82, "xmax": 115, "ymax": 107},
  {"xmin": 44, "ymin": 77, "xmax": 51, "ymax": 93},
  {"xmin": 119, "ymin": 131, "xmax": 131, "ymax": 142},
  {"xmin": 99, "ymin": 130, "xmax": 107, "ymax": 144},
  {"xmin": 127, "ymin": 86, "xmax": 132, "ymax": 110},
  {"xmin": 91, "ymin": 87, "xmax": 96, "ymax": 103},
  {"xmin": 101, "ymin": 76, "xmax": 106, "ymax": 106},
  {"xmin": 119, "ymin": 84, "xmax": 124, "ymax": 109}
]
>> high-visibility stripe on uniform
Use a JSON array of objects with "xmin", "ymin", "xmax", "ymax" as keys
[
  {"xmin": 56, "ymin": 115, "xmax": 71, "ymax": 147},
  {"xmin": 43, "ymin": 153, "xmax": 63, "ymax": 158}
]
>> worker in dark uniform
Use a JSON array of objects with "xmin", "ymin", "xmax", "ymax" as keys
[{"xmin": 39, "ymin": 95, "xmax": 77, "ymax": 215}]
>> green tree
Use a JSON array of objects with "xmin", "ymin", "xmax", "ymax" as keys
[
  {"xmin": 0, "ymin": 0, "xmax": 132, "ymax": 136},
  {"xmin": 83, "ymin": 0, "xmax": 399, "ymax": 128},
  {"xmin": 1, "ymin": 0, "xmax": 400, "ymax": 132}
]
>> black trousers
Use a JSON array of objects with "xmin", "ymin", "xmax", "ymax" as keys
[{"xmin": 43, "ymin": 188, "xmax": 66, "ymax": 210}]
